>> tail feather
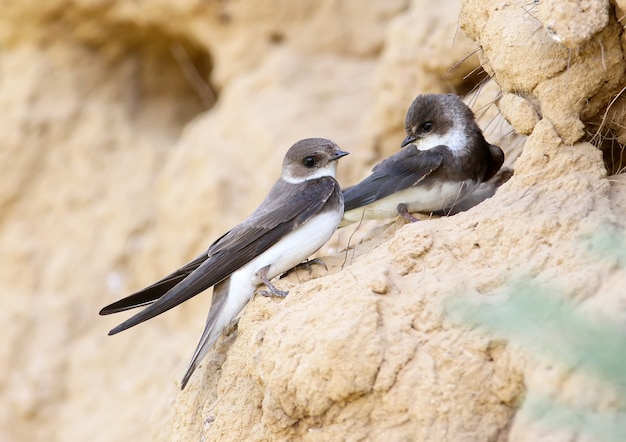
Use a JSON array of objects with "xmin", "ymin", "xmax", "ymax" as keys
[{"xmin": 180, "ymin": 279, "xmax": 232, "ymax": 390}]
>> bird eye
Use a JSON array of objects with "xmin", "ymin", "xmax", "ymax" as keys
[
  {"xmin": 421, "ymin": 121, "xmax": 433, "ymax": 132},
  {"xmin": 302, "ymin": 156, "xmax": 316, "ymax": 167}
]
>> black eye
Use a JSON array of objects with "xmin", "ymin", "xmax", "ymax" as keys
[
  {"xmin": 421, "ymin": 121, "xmax": 433, "ymax": 132},
  {"xmin": 302, "ymin": 156, "xmax": 316, "ymax": 167}
]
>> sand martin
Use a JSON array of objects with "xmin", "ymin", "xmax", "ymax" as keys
[
  {"xmin": 341, "ymin": 94, "xmax": 504, "ymax": 224},
  {"xmin": 100, "ymin": 138, "xmax": 348, "ymax": 389}
]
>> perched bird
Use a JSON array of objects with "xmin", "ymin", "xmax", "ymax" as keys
[
  {"xmin": 341, "ymin": 94, "xmax": 504, "ymax": 224},
  {"xmin": 100, "ymin": 138, "xmax": 348, "ymax": 389}
]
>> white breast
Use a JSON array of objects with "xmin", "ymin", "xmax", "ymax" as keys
[
  {"xmin": 342, "ymin": 180, "xmax": 478, "ymax": 223},
  {"xmin": 209, "ymin": 209, "xmax": 342, "ymax": 341},
  {"xmin": 229, "ymin": 208, "xmax": 342, "ymax": 295}
]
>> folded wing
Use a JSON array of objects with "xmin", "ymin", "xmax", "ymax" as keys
[
  {"xmin": 343, "ymin": 147, "xmax": 444, "ymax": 210},
  {"xmin": 104, "ymin": 177, "xmax": 340, "ymax": 335}
]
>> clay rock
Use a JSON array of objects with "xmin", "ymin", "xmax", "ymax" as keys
[
  {"xmin": 537, "ymin": 0, "xmax": 610, "ymax": 49},
  {"xmin": 461, "ymin": 0, "xmax": 626, "ymax": 145}
]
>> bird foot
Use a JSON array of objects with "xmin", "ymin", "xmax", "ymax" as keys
[
  {"xmin": 397, "ymin": 203, "xmax": 420, "ymax": 223},
  {"xmin": 256, "ymin": 270, "xmax": 289, "ymax": 298},
  {"xmin": 279, "ymin": 258, "xmax": 328, "ymax": 279},
  {"xmin": 258, "ymin": 286, "xmax": 289, "ymax": 298}
]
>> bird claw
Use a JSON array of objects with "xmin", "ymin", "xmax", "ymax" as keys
[
  {"xmin": 279, "ymin": 258, "xmax": 328, "ymax": 279},
  {"xmin": 258, "ymin": 288, "xmax": 289, "ymax": 298},
  {"xmin": 397, "ymin": 203, "xmax": 420, "ymax": 223},
  {"xmin": 256, "ymin": 266, "xmax": 289, "ymax": 298}
]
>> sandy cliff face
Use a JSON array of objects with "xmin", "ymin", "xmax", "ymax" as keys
[{"xmin": 1, "ymin": 0, "xmax": 625, "ymax": 441}]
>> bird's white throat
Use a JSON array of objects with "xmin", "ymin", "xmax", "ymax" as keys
[
  {"xmin": 414, "ymin": 124, "xmax": 468, "ymax": 154},
  {"xmin": 282, "ymin": 165, "xmax": 337, "ymax": 183}
]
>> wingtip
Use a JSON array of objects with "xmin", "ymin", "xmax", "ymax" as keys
[
  {"xmin": 107, "ymin": 323, "xmax": 129, "ymax": 336},
  {"xmin": 99, "ymin": 299, "xmax": 128, "ymax": 316},
  {"xmin": 98, "ymin": 299, "xmax": 155, "ymax": 316},
  {"xmin": 99, "ymin": 304, "xmax": 131, "ymax": 316}
]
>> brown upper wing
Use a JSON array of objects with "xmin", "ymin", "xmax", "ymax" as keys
[
  {"xmin": 105, "ymin": 176, "xmax": 341, "ymax": 334},
  {"xmin": 343, "ymin": 146, "xmax": 444, "ymax": 211}
]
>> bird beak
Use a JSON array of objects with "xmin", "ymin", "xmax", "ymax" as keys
[
  {"xmin": 401, "ymin": 135, "xmax": 416, "ymax": 148},
  {"xmin": 331, "ymin": 149, "xmax": 350, "ymax": 161}
]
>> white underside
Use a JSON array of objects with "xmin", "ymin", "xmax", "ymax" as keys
[
  {"xmin": 202, "ymin": 209, "xmax": 342, "ymax": 342},
  {"xmin": 342, "ymin": 180, "xmax": 477, "ymax": 223},
  {"xmin": 184, "ymin": 209, "xmax": 342, "ymax": 381}
]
